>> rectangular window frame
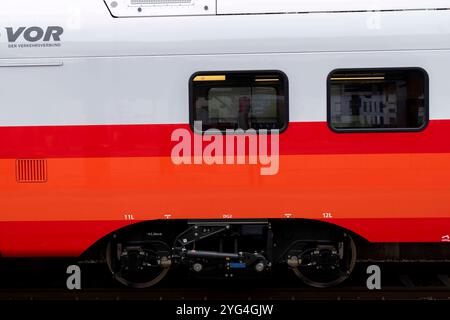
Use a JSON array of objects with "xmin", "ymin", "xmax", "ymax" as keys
[
  {"xmin": 327, "ymin": 67, "xmax": 429, "ymax": 133},
  {"xmin": 189, "ymin": 70, "xmax": 289, "ymax": 134}
]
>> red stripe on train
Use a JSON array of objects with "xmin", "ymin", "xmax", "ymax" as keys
[
  {"xmin": 0, "ymin": 219, "xmax": 449, "ymax": 257},
  {"xmin": 0, "ymin": 121, "xmax": 449, "ymax": 159}
]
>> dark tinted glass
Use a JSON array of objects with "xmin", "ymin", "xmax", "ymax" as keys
[
  {"xmin": 329, "ymin": 69, "xmax": 427, "ymax": 131},
  {"xmin": 191, "ymin": 72, "xmax": 288, "ymax": 132}
]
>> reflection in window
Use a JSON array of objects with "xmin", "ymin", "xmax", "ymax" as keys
[
  {"xmin": 329, "ymin": 69, "xmax": 427, "ymax": 131},
  {"xmin": 191, "ymin": 72, "xmax": 288, "ymax": 132}
]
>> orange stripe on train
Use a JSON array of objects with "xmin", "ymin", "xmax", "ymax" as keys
[{"xmin": 0, "ymin": 153, "xmax": 449, "ymax": 221}]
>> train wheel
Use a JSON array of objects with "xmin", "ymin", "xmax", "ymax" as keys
[
  {"xmin": 105, "ymin": 237, "xmax": 172, "ymax": 289},
  {"xmin": 290, "ymin": 232, "xmax": 357, "ymax": 288}
]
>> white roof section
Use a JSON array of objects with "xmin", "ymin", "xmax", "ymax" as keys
[
  {"xmin": 105, "ymin": 0, "xmax": 450, "ymax": 17},
  {"xmin": 105, "ymin": 0, "xmax": 215, "ymax": 17},
  {"xmin": 217, "ymin": 0, "xmax": 450, "ymax": 15}
]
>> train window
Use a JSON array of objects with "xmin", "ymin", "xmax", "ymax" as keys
[
  {"xmin": 328, "ymin": 68, "xmax": 428, "ymax": 132},
  {"xmin": 190, "ymin": 71, "xmax": 289, "ymax": 132}
]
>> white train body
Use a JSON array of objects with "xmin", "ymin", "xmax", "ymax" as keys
[{"xmin": 1, "ymin": 1, "xmax": 450, "ymax": 260}]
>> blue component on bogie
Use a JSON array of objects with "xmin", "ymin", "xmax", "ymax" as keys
[{"xmin": 229, "ymin": 262, "xmax": 246, "ymax": 269}]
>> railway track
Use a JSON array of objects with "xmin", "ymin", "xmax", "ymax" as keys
[
  {"xmin": 0, "ymin": 287, "xmax": 449, "ymax": 301},
  {"xmin": 0, "ymin": 259, "xmax": 449, "ymax": 301}
]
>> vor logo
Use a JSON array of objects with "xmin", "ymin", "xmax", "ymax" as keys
[{"xmin": 4, "ymin": 26, "xmax": 64, "ymax": 42}]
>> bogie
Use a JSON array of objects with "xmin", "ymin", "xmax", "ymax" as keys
[{"xmin": 104, "ymin": 220, "xmax": 358, "ymax": 288}]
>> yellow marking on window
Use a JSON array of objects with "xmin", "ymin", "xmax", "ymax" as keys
[
  {"xmin": 193, "ymin": 75, "xmax": 226, "ymax": 82},
  {"xmin": 330, "ymin": 77, "xmax": 385, "ymax": 81},
  {"xmin": 255, "ymin": 78, "xmax": 280, "ymax": 82}
]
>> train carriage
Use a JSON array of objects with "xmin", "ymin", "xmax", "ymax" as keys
[{"xmin": 1, "ymin": 0, "xmax": 450, "ymax": 287}]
